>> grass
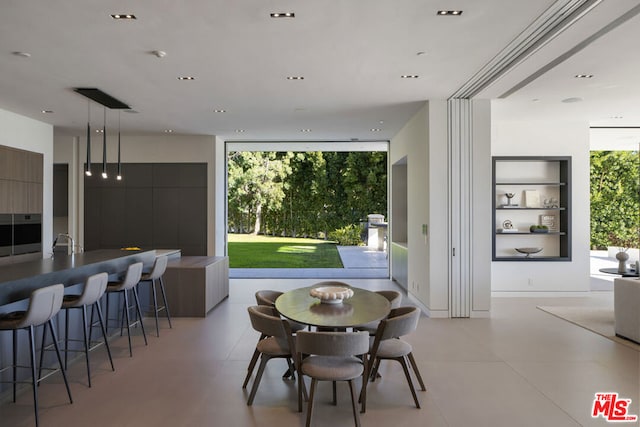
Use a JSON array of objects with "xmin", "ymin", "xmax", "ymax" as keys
[{"xmin": 227, "ymin": 234, "xmax": 344, "ymax": 268}]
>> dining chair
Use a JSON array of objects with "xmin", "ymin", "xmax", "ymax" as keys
[
  {"xmin": 362, "ymin": 306, "xmax": 426, "ymax": 411},
  {"xmin": 353, "ymin": 290, "xmax": 402, "ymax": 334},
  {"xmin": 243, "ymin": 305, "xmax": 300, "ymax": 406},
  {"xmin": 250, "ymin": 290, "xmax": 306, "ymax": 380},
  {"xmin": 296, "ymin": 330, "xmax": 369, "ymax": 427}
]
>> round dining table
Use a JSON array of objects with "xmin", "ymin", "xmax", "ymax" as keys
[{"xmin": 274, "ymin": 284, "xmax": 391, "ymax": 329}]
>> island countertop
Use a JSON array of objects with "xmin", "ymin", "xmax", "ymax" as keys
[{"xmin": 0, "ymin": 249, "xmax": 156, "ymax": 306}]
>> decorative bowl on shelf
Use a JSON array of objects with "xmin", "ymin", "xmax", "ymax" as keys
[
  {"xmin": 310, "ymin": 282, "xmax": 354, "ymax": 304},
  {"xmin": 515, "ymin": 247, "xmax": 543, "ymax": 257}
]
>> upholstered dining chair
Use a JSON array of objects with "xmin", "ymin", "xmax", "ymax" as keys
[
  {"xmin": 362, "ymin": 306, "xmax": 426, "ymax": 411},
  {"xmin": 243, "ymin": 305, "xmax": 301, "ymax": 406},
  {"xmin": 249, "ymin": 290, "xmax": 306, "ymax": 381},
  {"xmin": 353, "ymin": 290, "xmax": 402, "ymax": 334},
  {"xmin": 296, "ymin": 330, "xmax": 370, "ymax": 427}
]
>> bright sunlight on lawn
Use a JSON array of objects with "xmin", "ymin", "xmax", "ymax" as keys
[{"xmin": 227, "ymin": 234, "xmax": 344, "ymax": 268}]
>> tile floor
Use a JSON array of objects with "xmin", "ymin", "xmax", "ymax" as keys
[{"xmin": 0, "ymin": 277, "xmax": 639, "ymax": 427}]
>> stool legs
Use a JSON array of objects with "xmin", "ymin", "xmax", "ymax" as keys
[
  {"xmin": 143, "ymin": 277, "xmax": 173, "ymax": 337},
  {"xmin": 108, "ymin": 287, "xmax": 148, "ymax": 357}
]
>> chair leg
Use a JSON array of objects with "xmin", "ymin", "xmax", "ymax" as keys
[
  {"xmin": 48, "ymin": 320, "xmax": 73, "ymax": 404},
  {"xmin": 150, "ymin": 279, "xmax": 160, "ymax": 337},
  {"xmin": 81, "ymin": 306, "xmax": 91, "ymax": 387},
  {"xmin": 94, "ymin": 302, "xmax": 115, "ymax": 371},
  {"xmin": 407, "ymin": 352, "xmax": 426, "ymax": 391},
  {"xmin": 64, "ymin": 309, "xmax": 70, "ymax": 369},
  {"xmin": 132, "ymin": 287, "xmax": 148, "ymax": 345},
  {"xmin": 12, "ymin": 330, "xmax": 17, "ymax": 402},
  {"xmin": 123, "ymin": 291, "xmax": 133, "ymax": 357},
  {"xmin": 332, "ymin": 381, "xmax": 337, "ymax": 405},
  {"xmin": 247, "ymin": 355, "xmax": 269, "ymax": 405},
  {"xmin": 397, "ymin": 356, "xmax": 420, "ymax": 408},
  {"xmin": 159, "ymin": 277, "xmax": 172, "ymax": 328},
  {"xmin": 28, "ymin": 326, "xmax": 39, "ymax": 427},
  {"xmin": 242, "ymin": 336, "xmax": 264, "ymax": 389},
  {"xmin": 305, "ymin": 378, "xmax": 318, "ymax": 427},
  {"xmin": 37, "ymin": 321, "xmax": 48, "ymax": 383},
  {"xmin": 348, "ymin": 379, "xmax": 361, "ymax": 427}
]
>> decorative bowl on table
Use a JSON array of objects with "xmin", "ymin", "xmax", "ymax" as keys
[
  {"xmin": 515, "ymin": 247, "xmax": 543, "ymax": 257},
  {"xmin": 310, "ymin": 283, "xmax": 354, "ymax": 304}
]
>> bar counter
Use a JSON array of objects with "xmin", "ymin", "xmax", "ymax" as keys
[{"xmin": 0, "ymin": 249, "xmax": 156, "ymax": 306}]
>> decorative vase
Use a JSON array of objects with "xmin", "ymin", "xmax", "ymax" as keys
[{"xmin": 616, "ymin": 251, "xmax": 629, "ymax": 273}]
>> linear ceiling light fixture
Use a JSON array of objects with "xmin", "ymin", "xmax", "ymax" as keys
[
  {"xmin": 111, "ymin": 14, "xmax": 136, "ymax": 20},
  {"xmin": 178, "ymin": 76, "xmax": 195, "ymax": 80},
  {"xmin": 286, "ymin": 76, "xmax": 304, "ymax": 80},
  {"xmin": 401, "ymin": 75, "xmax": 419, "ymax": 79},
  {"xmin": 85, "ymin": 101, "xmax": 92, "ymax": 176},
  {"xmin": 102, "ymin": 108, "xmax": 108, "ymax": 179},
  {"xmin": 270, "ymin": 12, "xmax": 295, "ymax": 18},
  {"xmin": 437, "ymin": 10, "xmax": 463, "ymax": 16},
  {"xmin": 574, "ymin": 73, "xmax": 593, "ymax": 78}
]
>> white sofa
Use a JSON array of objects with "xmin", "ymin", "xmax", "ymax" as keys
[{"xmin": 614, "ymin": 277, "xmax": 640, "ymax": 344}]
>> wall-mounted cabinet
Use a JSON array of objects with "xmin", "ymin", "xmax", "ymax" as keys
[{"xmin": 492, "ymin": 156, "xmax": 571, "ymax": 261}]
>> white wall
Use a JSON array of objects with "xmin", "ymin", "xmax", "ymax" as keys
[
  {"xmin": 53, "ymin": 131, "xmax": 222, "ymax": 256},
  {"xmin": 491, "ymin": 118, "xmax": 591, "ymax": 292},
  {"xmin": 0, "ymin": 108, "xmax": 54, "ymax": 255}
]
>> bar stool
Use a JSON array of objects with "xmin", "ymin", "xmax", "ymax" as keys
[
  {"xmin": 60, "ymin": 272, "xmax": 114, "ymax": 387},
  {"xmin": 105, "ymin": 262, "xmax": 147, "ymax": 357},
  {"xmin": 139, "ymin": 255, "xmax": 172, "ymax": 337},
  {"xmin": 0, "ymin": 284, "xmax": 73, "ymax": 427}
]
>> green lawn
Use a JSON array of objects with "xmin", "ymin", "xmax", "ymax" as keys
[{"xmin": 227, "ymin": 234, "xmax": 344, "ymax": 268}]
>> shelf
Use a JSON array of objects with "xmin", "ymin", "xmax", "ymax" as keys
[
  {"xmin": 492, "ymin": 156, "xmax": 571, "ymax": 262},
  {"xmin": 496, "ymin": 182, "xmax": 566, "ymax": 186},
  {"xmin": 496, "ymin": 232, "xmax": 565, "ymax": 235},
  {"xmin": 496, "ymin": 207, "xmax": 564, "ymax": 211}
]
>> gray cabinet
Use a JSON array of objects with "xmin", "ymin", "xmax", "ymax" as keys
[{"xmin": 84, "ymin": 163, "xmax": 207, "ymax": 255}]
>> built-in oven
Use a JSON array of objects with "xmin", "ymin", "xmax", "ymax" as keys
[
  {"xmin": 0, "ymin": 214, "xmax": 11, "ymax": 257},
  {"xmin": 12, "ymin": 213, "xmax": 42, "ymax": 255}
]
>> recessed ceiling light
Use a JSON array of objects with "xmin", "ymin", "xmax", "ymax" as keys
[
  {"xmin": 164, "ymin": 129, "xmax": 173, "ymax": 133},
  {"xmin": 401, "ymin": 75, "xmax": 419, "ymax": 79},
  {"xmin": 96, "ymin": 129, "xmax": 104, "ymax": 133},
  {"xmin": 561, "ymin": 97, "xmax": 583, "ymax": 103},
  {"xmin": 235, "ymin": 129, "xmax": 245, "ymax": 133},
  {"xmin": 270, "ymin": 12, "xmax": 295, "ymax": 18},
  {"xmin": 574, "ymin": 74, "xmax": 593, "ymax": 79},
  {"xmin": 379, "ymin": 120, "xmax": 384, "ymax": 124},
  {"xmin": 178, "ymin": 76, "xmax": 195, "ymax": 80},
  {"xmin": 437, "ymin": 10, "xmax": 463, "ymax": 16},
  {"xmin": 300, "ymin": 129, "xmax": 312, "ymax": 133},
  {"xmin": 371, "ymin": 128, "xmax": 382, "ymax": 132},
  {"xmin": 609, "ymin": 115, "xmax": 624, "ymax": 119},
  {"xmin": 111, "ymin": 14, "xmax": 137, "ymax": 20},
  {"xmin": 213, "ymin": 109, "xmax": 226, "ymax": 113},
  {"xmin": 41, "ymin": 110, "xmax": 53, "ymax": 114},
  {"xmin": 287, "ymin": 76, "xmax": 304, "ymax": 80},
  {"xmin": 12, "ymin": 51, "xmax": 31, "ymax": 58}
]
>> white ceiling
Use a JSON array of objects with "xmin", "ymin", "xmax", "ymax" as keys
[{"xmin": 1, "ymin": 0, "xmax": 639, "ymax": 145}]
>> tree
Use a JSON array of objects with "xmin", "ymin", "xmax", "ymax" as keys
[
  {"xmin": 227, "ymin": 152, "xmax": 292, "ymax": 235},
  {"xmin": 590, "ymin": 151, "xmax": 640, "ymax": 249}
]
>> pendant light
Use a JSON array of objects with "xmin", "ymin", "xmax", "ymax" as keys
[
  {"xmin": 85, "ymin": 101, "xmax": 92, "ymax": 176},
  {"xmin": 117, "ymin": 110, "xmax": 122, "ymax": 180},
  {"xmin": 101, "ymin": 107, "xmax": 108, "ymax": 179}
]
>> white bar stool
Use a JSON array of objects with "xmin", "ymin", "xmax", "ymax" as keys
[
  {"xmin": 0, "ymin": 284, "xmax": 73, "ymax": 427},
  {"xmin": 105, "ymin": 262, "xmax": 147, "ymax": 357},
  {"xmin": 139, "ymin": 255, "xmax": 172, "ymax": 337},
  {"xmin": 59, "ymin": 272, "xmax": 114, "ymax": 387}
]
